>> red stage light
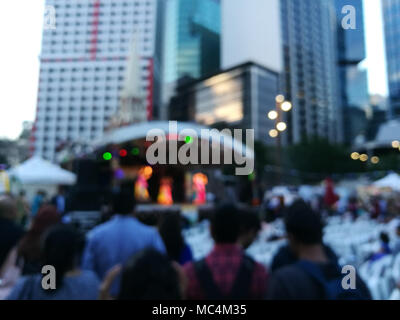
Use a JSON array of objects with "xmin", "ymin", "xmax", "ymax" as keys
[{"xmin": 119, "ymin": 149, "xmax": 128, "ymax": 157}]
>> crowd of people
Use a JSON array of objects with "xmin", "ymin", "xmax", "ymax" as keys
[{"xmin": 1, "ymin": 181, "xmax": 396, "ymax": 300}]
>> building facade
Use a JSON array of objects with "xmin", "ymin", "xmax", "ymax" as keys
[
  {"xmin": 382, "ymin": 0, "xmax": 400, "ymax": 117},
  {"xmin": 33, "ymin": 0, "xmax": 160, "ymax": 162},
  {"xmin": 335, "ymin": 0, "xmax": 369, "ymax": 145},
  {"xmin": 158, "ymin": 0, "xmax": 221, "ymax": 120},
  {"xmin": 280, "ymin": 0, "xmax": 341, "ymax": 144},
  {"xmin": 168, "ymin": 62, "xmax": 280, "ymax": 145}
]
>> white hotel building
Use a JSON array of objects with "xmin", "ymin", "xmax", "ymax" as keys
[{"xmin": 32, "ymin": 0, "xmax": 160, "ymax": 162}]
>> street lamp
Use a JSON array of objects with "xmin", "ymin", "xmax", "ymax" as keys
[{"xmin": 268, "ymin": 95, "xmax": 293, "ymax": 185}]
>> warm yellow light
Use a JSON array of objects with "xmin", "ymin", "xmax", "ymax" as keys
[
  {"xmin": 281, "ymin": 101, "xmax": 292, "ymax": 112},
  {"xmin": 269, "ymin": 129, "xmax": 279, "ymax": 138},
  {"xmin": 268, "ymin": 110, "xmax": 278, "ymax": 120},
  {"xmin": 350, "ymin": 152, "xmax": 360, "ymax": 160},
  {"xmin": 276, "ymin": 122, "xmax": 287, "ymax": 132},
  {"xmin": 392, "ymin": 140, "xmax": 400, "ymax": 148},
  {"xmin": 360, "ymin": 154, "xmax": 368, "ymax": 162},
  {"xmin": 371, "ymin": 156, "xmax": 380, "ymax": 164},
  {"xmin": 276, "ymin": 95, "xmax": 285, "ymax": 103}
]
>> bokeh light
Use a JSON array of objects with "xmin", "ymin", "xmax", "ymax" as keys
[
  {"xmin": 103, "ymin": 152, "xmax": 112, "ymax": 161},
  {"xmin": 119, "ymin": 149, "xmax": 127, "ymax": 157},
  {"xmin": 281, "ymin": 101, "xmax": 292, "ymax": 112},
  {"xmin": 269, "ymin": 129, "xmax": 278, "ymax": 138},
  {"xmin": 131, "ymin": 147, "xmax": 139, "ymax": 155},
  {"xmin": 371, "ymin": 156, "xmax": 380, "ymax": 164},
  {"xmin": 276, "ymin": 95, "xmax": 285, "ymax": 103},
  {"xmin": 276, "ymin": 122, "xmax": 287, "ymax": 132},
  {"xmin": 351, "ymin": 152, "xmax": 360, "ymax": 160},
  {"xmin": 268, "ymin": 110, "xmax": 278, "ymax": 120}
]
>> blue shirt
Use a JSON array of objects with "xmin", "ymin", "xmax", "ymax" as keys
[
  {"xmin": 7, "ymin": 270, "xmax": 100, "ymax": 300},
  {"xmin": 81, "ymin": 215, "xmax": 166, "ymax": 296}
]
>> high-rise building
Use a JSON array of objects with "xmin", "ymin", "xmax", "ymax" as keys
[
  {"xmin": 334, "ymin": 0, "xmax": 369, "ymax": 144},
  {"xmin": 382, "ymin": 0, "xmax": 400, "ymax": 117},
  {"xmin": 158, "ymin": 0, "xmax": 221, "ymax": 120},
  {"xmin": 33, "ymin": 0, "xmax": 160, "ymax": 162},
  {"xmin": 280, "ymin": 0, "xmax": 341, "ymax": 144},
  {"xmin": 168, "ymin": 62, "xmax": 280, "ymax": 145}
]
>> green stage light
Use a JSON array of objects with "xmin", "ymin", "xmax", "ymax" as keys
[
  {"xmin": 131, "ymin": 147, "xmax": 139, "ymax": 155},
  {"xmin": 248, "ymin": 172, "xmax": 255, "ymax": 181},
  {"xmin": 103, "ymin": 152, "xmax": 112, "ymax": 161}
]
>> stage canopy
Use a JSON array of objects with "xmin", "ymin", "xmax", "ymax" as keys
[
  {"xmin": 8, "ymin": 156, "xmax": 77, "ymax": 185},
  {"xmin": 93, "ymin": 121, "xmax": 255, "ymax": 160},
  {"xmin": 373, "ymin": 172, "xmax": 400, "ymax": 191}
]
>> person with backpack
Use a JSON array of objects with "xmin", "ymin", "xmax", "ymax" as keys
[
  {"xmin": 183, "ymin": 203, "xmax": 268, "ymax": 300},
  {"xmin": 267, "ymin": 200, "xmax": 371, "ymax": 300}
]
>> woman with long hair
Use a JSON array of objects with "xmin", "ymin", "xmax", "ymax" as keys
[
  {"xmin": 18, "ymin": 205, "xmax": 60, "ymax": 275},
  {"xmin": 7, "ymin": 225, "xmax": 100, "ymax": 300}
]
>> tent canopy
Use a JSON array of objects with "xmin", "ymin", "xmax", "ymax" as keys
[
  {"xmin": 373, "ymin": 173, "xmax": 400, "ymax": 191},
  {"xmin": 8, "ymin": 156, "xmax": 76, "ymax": 185}
]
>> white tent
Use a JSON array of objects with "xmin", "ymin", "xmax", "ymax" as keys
[
  {"xmin": 8, "ymin": 156, "xmax": 77, "ymax": 185},
  {"xmin": 373, "ymin": 173, "xmax": 400, "ymax": 191}
]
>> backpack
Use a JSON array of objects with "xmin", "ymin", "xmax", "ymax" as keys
[
  {"xmin": 194, "ymin": 255, "xmax": 255, "ymax": 300},
  {"xmin": 295, "ymin": 260, "xmax": 368, "ymax": 300}
]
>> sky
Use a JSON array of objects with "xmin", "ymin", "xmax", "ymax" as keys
[
  {"xmin": 0, "ymin": 0, "xmax": 390, "ymax": 140},
  {"xmin": 362, "ymin": 0, "xmax": 388, "ymax": 97}
]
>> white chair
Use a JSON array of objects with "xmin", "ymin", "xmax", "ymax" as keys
[{"xmin": 389, "ymin": 288, "xmax": 400, "ymax": 300}]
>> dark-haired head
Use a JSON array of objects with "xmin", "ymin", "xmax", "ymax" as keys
[
  {"xmin": 158, "ymin": 211, "xmax": 184, "ymax": 262},
  {"xmin": 238, "ymin": 208, "xmax": 261, "ymax": 249},
  {"xmin": 118, "ymin": 249, "xmax": 181, "ymax": 300},
  {"xmin": 284, "ymin": 200, "xmax": 324, "ymax": 246},
  {"xmin": 210, "ymin": 203, "xmax": 240, "ymax": 244},
  {"xmin": 42, "ymin": 224, "xmax": 85, "ymax": 289},
  {"xmin": 0, "ymin": 195, "xmax": 17, "ymax": 221},
  {"xmin": 18, "ymin": 205, "xmax": 61, "ymax": 262},
  {"xmin": 112, "ymin": 182, "xmax": 136, "ymax": 215},
  {"xmin": 380, "ymin": 232, "xmax": 390, "ymax": 244}
]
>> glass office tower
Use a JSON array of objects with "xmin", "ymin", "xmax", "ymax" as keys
[
  {"xmin": 335, "ymin": 0, "xmax": 369, "ymax": 144},
  {"xmin": 280, "ymin": 0, "xmax": 341, "ymax": 144},
  {"xmin": 158, "ymin": 0, "xmax": 221, "ymax": 119},
  {"xmin": 382, "ymin": 0, "xmax": 400, "ymax": 117}
]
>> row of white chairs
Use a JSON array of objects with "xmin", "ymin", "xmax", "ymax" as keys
[{"xmin": 183, "ymin": 216, "xmax": 400, "ymax": 299}]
